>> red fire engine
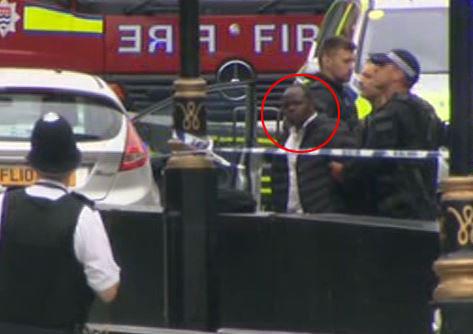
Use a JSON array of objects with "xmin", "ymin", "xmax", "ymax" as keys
[{"xmin": 0, "ymin": 0, "xmax": 328, "ymax": 110}]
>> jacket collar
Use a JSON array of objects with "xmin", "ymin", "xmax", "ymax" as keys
[{"xmin": 316, "ymin": 72, "xmax": 344, "ymax": 91}]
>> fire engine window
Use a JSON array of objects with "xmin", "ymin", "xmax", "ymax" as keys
[
  {"xmin": 316, "ymin": 0, "xmax": 352, "ymax": 51},
  {"xmin": 75, "ymin": 0, "xmax": 331, "ymax": 15},
  {"xmin": 38, "ymin": 0, "xmax": 70, "ymax": 9},
  {"xmin": 74, "ymin": 0, "xmax": 128, "ymax": 14},
  {"xmin": 255, "ymin": 0, "xmax": 332, "ymax": 15},
  {"xmin": 339, "ymin": 2, "xmax": 360, "ymax": 41}
]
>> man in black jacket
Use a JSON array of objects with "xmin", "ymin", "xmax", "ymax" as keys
[
  {"xmin": 311, "ymin": 36, "xmax": 359, "ymax": 131},
  {"xmin": 334, "ymin": 50, "xmax": 446, "ymax": 219},
  {"xmin": 271, "ymin": 85, "xmax": 355, "ymax": 214},
  {"xmin": 364, "ymin": 50, "xmax": 445, "ymax": 219},
  {"xmin": 330, "ymin": 59, "xmax": 387, "ymax": 215}
]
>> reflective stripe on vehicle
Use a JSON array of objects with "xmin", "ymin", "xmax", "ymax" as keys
[{"xmin": 24, "ymin": 6, "xmax": 103, "ymax": 35}]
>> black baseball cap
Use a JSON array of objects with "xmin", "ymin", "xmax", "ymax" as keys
[
  {"xmin": 369, "ymin": 49, "xmax": 420, "ymax": 85},
  {"xmin": 28, "ymin": 112, "xmax": 81, "ymax": 173}
]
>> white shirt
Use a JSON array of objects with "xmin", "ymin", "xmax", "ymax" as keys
[
  {"xmin": 0, "ymin": 180, "xmax": 120, "ymax": 293},
  {"xmin": 284, "ymin": 113, "xmax": 318, "ymax": 214}
]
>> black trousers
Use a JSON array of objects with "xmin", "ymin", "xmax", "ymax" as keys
[{"xmin": 0, "ymin": 323, "xmax": 76, "ymax": 334}]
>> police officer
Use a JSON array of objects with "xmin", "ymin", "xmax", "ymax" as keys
[
  {"xmin": 365, "ymin": 49, "xmax": 446, "ymax": 219},
  {"xmin": 0, "ymin": 113, "xmax": 120, "ymax": 333},
  {"xmin": 366, "ymin": 49, "xmax": 446, "ymax": 150},
  {"xmin": 330, "ymin": 59, "xmax": 388, "ymax": 215},
  {"xmin": 311, "ymin": 36, "xmax": 359, "ymax": 131},
  {"xmin": 341, "ymin": 50, "xmax": 444, "ymax": 219}
]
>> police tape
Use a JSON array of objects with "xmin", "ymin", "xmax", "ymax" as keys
[
  {"xmin": 159, "ymin": 148, "xmax": 446, "ymax": 173},
  {"xmin": 212, "ymin": 147, "xmax": 445, "ymax": 160},
  {"xmin": 170, "ymin": 130, "xmax": 446, "ymax": 160}
]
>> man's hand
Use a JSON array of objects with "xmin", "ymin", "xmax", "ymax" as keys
[
  {"xmin": 98, "ymin": 282, "xmax": 119, "ymax": 303},
  {"xmin": 329, "ymin": 161, "xmax": 344, "ymax": 183}
]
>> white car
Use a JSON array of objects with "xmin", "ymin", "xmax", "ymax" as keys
[{"xmin": 0, "ymin": 68, "xmax": 161, "ymax": 209}]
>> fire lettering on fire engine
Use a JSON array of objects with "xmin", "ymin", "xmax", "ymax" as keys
[
  {"xmin": 149, "ymin": 25, "xmax": 173, "ymax": 53},
  {"xmin": 254, "ymin": 24, "xmax": 318, "ymax": 53},
  {"xmin": 118, "ymin": 23, "xmax": 317, "ymax": 54},
  {"xmin": 119, "ymin": 25, "xmax": 141, "ymax": 53},
  {"xmin": 254, "ymin": 24, "xmax": 274, "ymax": 53},
  {"xmin": 281, "ymin": 24, "xmax": 289, "ymax": 53},
  {"xmin": 296, "ymin": 24, "xmax": 318, "ymax": 53},
  {"xmin": 118, "ymin": 24, "xmax": 216, "ymax": 54},
  {"xmin": 200, "ymin": 25, "xmax": 216, "ymax": 53}
]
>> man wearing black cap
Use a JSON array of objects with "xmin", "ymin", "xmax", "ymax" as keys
[
  {"xmin": 0, "ymin": 113, "xmax": 120, "ymax": 333},
  {"xmin": 366, "ymin": 49, "xmax": 446, "ymax": 149},
  {"xmin": 355, "ymin": 49, "xmax": 444, "ymax": 219}
]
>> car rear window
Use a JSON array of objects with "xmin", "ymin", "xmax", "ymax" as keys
[{"xmin": 0, "ymin": 92, "xmax": 123, "ymax": 141}]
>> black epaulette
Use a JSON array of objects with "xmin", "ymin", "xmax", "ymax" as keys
[
  {"xmin": 69, "ymin": 191, "xmax": 96, "ymax": 210},
  {"xmin": 395, "ymin": 93, "xmax": 436, "ymax": 114},
  {"xmin": 391, "ymin": 93, "xmax": 422, "ymax": 113},
  {"xmin": 4, "ymin": 186, "xmax": 25, "ymax": 193},
  {"xmin": 395, "ymin": 93, "xmax": 427, "ymax": 107},
  {"xmin": 393, "ymin": 92, "xmax": 410, "ymax": 102}
]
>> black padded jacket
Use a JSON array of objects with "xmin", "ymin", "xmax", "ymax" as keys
[{"xmin": 271, "ymin": 113, "xmax": 356, "ymax": 213}]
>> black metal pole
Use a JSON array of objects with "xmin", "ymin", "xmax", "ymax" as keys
[
  {"xmin": 179, "ymin": 0, "xmax": 200, "ymax": 78},
  {"xmin": 244, "ymin": 81, "xmax": 257, "ymax": 149},
  {"xmin": 450, "ymin": 0, "xmax": 473, "ymax": 175},
  {"xmin": 243, "ymin": 81, "xmax": 257, "ymax": 194},
  {"xmin": 173, "ymin": 0, "xmax": 207, "ymax": 136},
  {"xmin": 432, "ymin": 2, "xmax": 473, "ymax": 333},
  {"xmin": 164, "ymin": 157, "xmax": 219, "ymax": 331},
  {"xmin": 164, "ymin": 0, "xmax": 218, "ymax": 331}
]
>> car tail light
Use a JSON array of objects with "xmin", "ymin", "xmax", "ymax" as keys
[
  {"xmin": 108, "ymin": 82, "xmax": 127, "ymax": 102},
  {"xmin": 119, "ymin": 121, "xmax": 149, "ymax": 171}
]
